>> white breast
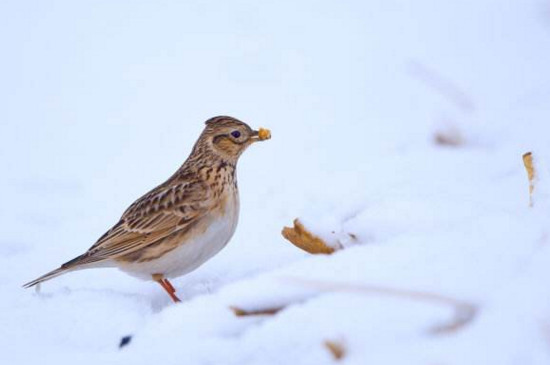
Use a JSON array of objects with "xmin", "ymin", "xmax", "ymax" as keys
[{"xmin": 119, "ymin": 191, "xmax": 240, "ymax": 280}]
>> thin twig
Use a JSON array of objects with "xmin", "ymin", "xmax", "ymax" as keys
[
  {"xmin": 282, "ymin": 277, "xmax": 478, "ymax": 335},
  {"xmin": 408, "ymin": 61, "xmax": 476, "ymax": 113}
]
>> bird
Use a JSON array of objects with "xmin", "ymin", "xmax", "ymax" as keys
[{"xmin": 23, "ymin": 116, "xmax": 271, "ymax": 302}]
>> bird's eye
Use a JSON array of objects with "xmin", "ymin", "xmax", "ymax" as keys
[{"xmin": 231, "ymin": 130, "xmax": 241, "ymax": 138}]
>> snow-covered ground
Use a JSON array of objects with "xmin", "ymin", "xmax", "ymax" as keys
[{"xmin": 2, "ymin": 0, "xmax": 550, "ymax": 363}]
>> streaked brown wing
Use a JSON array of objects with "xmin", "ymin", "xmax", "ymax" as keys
[{"xmin": 63, "ymin": 177, "xmax": 211, "ymax": 268}]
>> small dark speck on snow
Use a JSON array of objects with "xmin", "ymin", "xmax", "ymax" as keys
[{"xmin": 119, "ymin": 335, "xmax": 132, "ymax": 349}]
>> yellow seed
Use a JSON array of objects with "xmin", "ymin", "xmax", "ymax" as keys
[{"xmin": 258, "ymin": 128, "xmax": 271, "ymax": 140}]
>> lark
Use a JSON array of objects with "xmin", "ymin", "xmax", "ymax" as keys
[{"xmin": 23, "ymin": 116, "xmax": 271, "ymax": 302}]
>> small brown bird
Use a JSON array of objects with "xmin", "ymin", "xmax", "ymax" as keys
[{"xmin": 23, "ymin": 116, "xmax": 271, "ymax": 302}]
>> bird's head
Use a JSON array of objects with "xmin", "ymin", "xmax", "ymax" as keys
[{"xmin": 196, "ymin": 116, "xmax": 271, "ymax": 164}]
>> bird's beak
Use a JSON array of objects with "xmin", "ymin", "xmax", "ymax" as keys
[{"xmin": 250, "ymin": 128, "xmax": 271, "ymax": 142}]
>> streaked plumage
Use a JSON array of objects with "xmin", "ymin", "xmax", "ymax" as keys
[{"xmin": 23, "ymin": 116, "xmax": 271, "ymax": 302}]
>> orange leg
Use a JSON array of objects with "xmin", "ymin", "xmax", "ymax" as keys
[
  {"xmin": 152, "ymin": 274, "xmax": 181, "ymax": 303},
  {"xmin": 162, "ymin": 278, "xmax": 176, "ymax": 293}
]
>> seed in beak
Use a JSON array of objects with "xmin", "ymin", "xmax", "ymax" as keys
[{"xmin": 258, "ymin": 128, "xmax": 271, "ymax": 141}]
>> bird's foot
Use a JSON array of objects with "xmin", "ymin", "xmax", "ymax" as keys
[{"xmin": 153, "ymin": 274, "xmax": 181, "ymax": 303}]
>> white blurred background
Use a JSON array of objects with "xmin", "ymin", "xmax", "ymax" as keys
[{"xmin": 1, "ymin": 1, "xmax": 550, "ymax": 363}]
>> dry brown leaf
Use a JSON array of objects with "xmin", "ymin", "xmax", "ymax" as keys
[
  {"xmin": 324, "ymin": 340, "xmax": 346, "ymax": 361},
  {"xmin": 523, "ymin": 152, "xmax": 535, "ymax": 207},
  {"xmin": 229, "ymin": 306, "xmax": 284, "ymax": 317},
  {"xmin": 434, "ymin": 130, "xmax": 464, "ymax": 147},
  {"xmin": 282, "ymin": 218, "xmax": 335, "ymax": 254}
]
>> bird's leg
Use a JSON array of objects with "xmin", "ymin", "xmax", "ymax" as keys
[
  {"xmin": 152, "ymin": 274, "xmax": 181, "ymax": 303},
  {"xmin": 158, "ymin": 279, "xmax": 181, "ymax": 303},
  {"xmin": 162, "ymin": 278, "xmax": 176, "ymax": 293}
]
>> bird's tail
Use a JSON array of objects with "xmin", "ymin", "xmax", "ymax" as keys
[
  {"xmin": 22, "ymin": 266, "xmax": 72, "ymax": 289},
  {"xmin": 22, "ymin": 253, "xmax": 105, "ymax": 289}
]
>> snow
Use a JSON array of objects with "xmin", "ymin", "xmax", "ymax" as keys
[{"xmin": 2, "ymin": 0, "xmax": 550, "ymax": 363}]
